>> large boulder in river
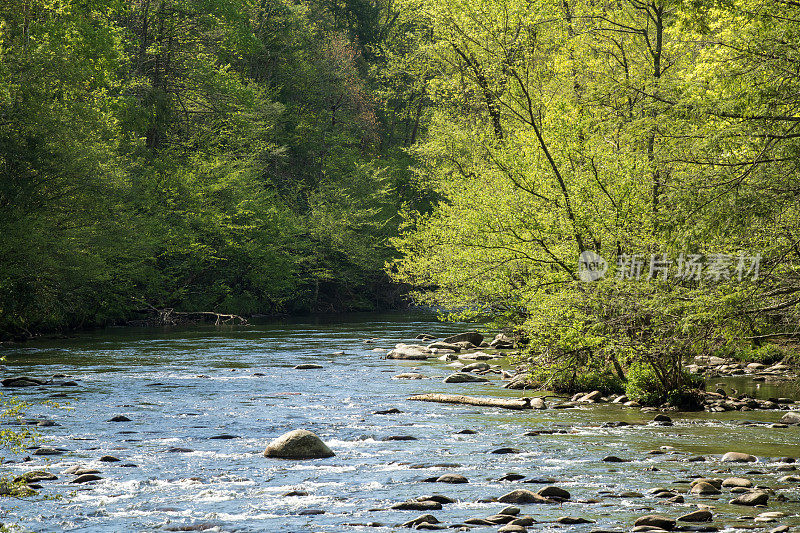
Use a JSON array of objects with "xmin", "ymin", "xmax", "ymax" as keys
[
  {"xmin": 780, "ymin": 411, "xmax": 800, "ymax": 425},
  {"xmin": 721, "ymin": 451, "xmax": 757, "ymax": 463},
  {"xmin": 387, "ymin": 344, "xmax": 431, "ymax": 360},
  {"xmin": 263, "ymin": 430, "xmax": 334, "ymax": 459},
  {"xmin": 443, "ymin": 331, "xmax": 484, "ymax": 346}
]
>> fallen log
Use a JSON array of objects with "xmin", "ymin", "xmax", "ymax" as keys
[{"xmin": 408, "ymin": 393, "xmax": 532, "ymax": 410}]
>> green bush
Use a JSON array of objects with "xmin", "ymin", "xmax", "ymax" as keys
[
  {"xmin": 733, "ymin": 344, "xmax": 786, "ymax": 365},
  {"xmin": 625, "ymin": 362, "xmax": 705, "ymax": 407},
  {"xmin": 530, "ymin": 365, "xmax": 624, "ymax": 395}
]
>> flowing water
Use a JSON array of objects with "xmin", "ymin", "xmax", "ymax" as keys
[{"xmin": 1, "ymin": 313, "xmax": 799, "ymax": 532}]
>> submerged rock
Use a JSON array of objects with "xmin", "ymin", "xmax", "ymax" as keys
[
  {"xmin": 263, "ymin": 429, "xmax": 335, "ymax": 459},
  {"xmin": 498, "ymin": 489, "xmax": 556, "ymax": 504}
]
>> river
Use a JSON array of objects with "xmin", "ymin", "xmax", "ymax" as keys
[{"xmin": 1, "ymin": 313, "xmax": 799, "ymax": 532}]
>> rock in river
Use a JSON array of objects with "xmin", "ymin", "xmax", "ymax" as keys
[
  {"xmin": 71, "ymin": 474, "xmax": 103, "ymax": 484},
  {"xmin": 722, "ymin": 477, "xmax": 752, "ymax": 488},
  {"xmin": 731, "ymin": 491, "xmax": 769, "ymax": 506},
  {"xmin": 721, "ymin": 452, "xmax": 757, "ymax": 463},
  {"xmin": 442, "ymin": 331, "xmax": 484, "ymax": 346},
  {"xmin": 435, "ymin": 474, "xmax": 468, "ymax": 484},
  {"xmin": 537, "ymin": 486, "xmax": 570, "ymax": 500},
  {"xmin": 634, "ymin": 515, "xmax": 675, "ymax": 530},
  {"xmin": 392, "ymin": 500, "xmax": 442, "ymax": 511},
  {"xmin": 443, "ymin": 373, "xmax": 488, "ymax": 383},
  {"xmin": 263, "ymin": 429, "xmax": 335, "ymax": 459},
  {"xmin": 678, "ymin": 509, "xmax": 713, "ymax": 522},
  {"xmin": 690, "ymin": 481, "xmax": 721, "ymax": 495},
  {"xmin": 387, "ymin": 344, "xmax": 431, "ymax": 360},
  {"xmin": 498, "ymin": 489, "xmax": 556, "ymax": 504},
  {"xmin": 779, "ymin": 411, "xmax": 800, "ymax": 425}
]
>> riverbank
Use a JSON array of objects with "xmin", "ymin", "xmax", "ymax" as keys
[{"xmin": 1, "ymin": 316, "xmax": 799, "ymax": 532}]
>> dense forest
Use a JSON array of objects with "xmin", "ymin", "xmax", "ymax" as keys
[
  {"xmin": 388, "ymin": 0, "xmax": 800, "ymax": 400},
  {"xmin": 2, "ymin": 0, "xmax": 800, "ymax": 401},
  {"xmin": 0, "ymin": 0, "xmax": 434, "ymax": 339}
]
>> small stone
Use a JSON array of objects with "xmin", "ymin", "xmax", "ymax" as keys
[
  {"xmin": 536, "ymin": 486, "xmax": 570, "ymax": 500},
  {"xmin": 602, "ymin": 456, "xmax": 629, "ymax": 463},
  {"xmin": 391, "ymin": 500, "xmax": 442, "ymax": 511},
  {"xmin": 14, "ymin": 471, "xmax": 57, "ymax": 483},
  {"xmin": 401, "ymin": 514, "xmax": 439, "ymax": 528},
  {"xmin": 491, "ymin": 447, "xmax": 520, "ymax": 454},
  {"xmin": 71, "ymin": 474, "xmax": 103, "ymax": 484},
  {"xmin": 498, "ymin": 489, "xmax": 555, "ymax": 504},
  {"xmin": 485, "ymin": 514, "xmax": 515, "ymax": 524},
  {"xmin": 33, "ymin": 447, "xmax": 63, "ymax": 456},
  {"xmin": 435, "ymin": 474, "xmax": 468, "ymax": 484},
  {"xmin": 779, "ymin": 411, "xmax": 800, "ymax": 425},
  {"xmin": 634, "ymin": 515, "xmax": 675, "ymax": 530},
  {"xmin": 653, "ymin": 414, "xmax": 672, "ymax": 422},
  {"xmin": 678, "ymin": 509, "xmax": 712, "ymax": 522},
  {"xmin": 497, "ymin": 473, "xmax": 526, "ymax": 482},
  {"xmin": 443, "ymin": 372, "xmax": 488, "ymax": 383},
  {"xmin": 497, "ymin": 525, "xmax": 527, "ymax": 533},
  {"xmin": 690, "ymin": 482, "xmax": 721, "ymax": 495},
  {"xmin": 730, "ymin": 491, "xmax": 769, "ymax": 506},
  {"xmin": 721, "ymin": 477, "xmax": 752, "ymax": 488},
  {"xmin": 499, "ymin": 506, "xmax": 520, "ymax": 516},
  {"xmin": 418, "ymin": 495, "xmax": 455, "ymax": 504},
  {"xmin": 509, "ymin": 516, "xmax": 535, "ymax": 526},
  {"xmin": 107, "ymin": 415, "xmax": 131, "ymax": 422},
  {"xmin": 293, "ymin": 364, "xmax": 323, "ymax": 369},
  {"xmin": 557, "ymin": 516, "xmax": 594, "ymax": 524},
  {"xmin": 98, "ymin": 455, "xmax": 120, "ymax": 462}
]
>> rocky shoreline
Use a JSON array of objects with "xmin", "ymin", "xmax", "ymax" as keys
[{"xmin": 380, "ymin": 330, "xmax": 800, "ymax": 415}]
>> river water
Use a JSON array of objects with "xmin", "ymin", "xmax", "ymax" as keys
[{"xmin": 1, "ymin": 313, "xmax": 799, "ymax": 532}]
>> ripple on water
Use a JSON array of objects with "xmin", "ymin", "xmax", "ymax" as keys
[{"xmin": 3, "ymin": 314, "xmax": 800, "ymax": 531}]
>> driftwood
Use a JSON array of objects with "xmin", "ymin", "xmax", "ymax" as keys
[
  {"xmin": 131, "ymin": 300, "xmax": 248, "ymax": 326},
  {"xmin": 408, "ymin": 393, "xmax": 533, "ymax": 410}
]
